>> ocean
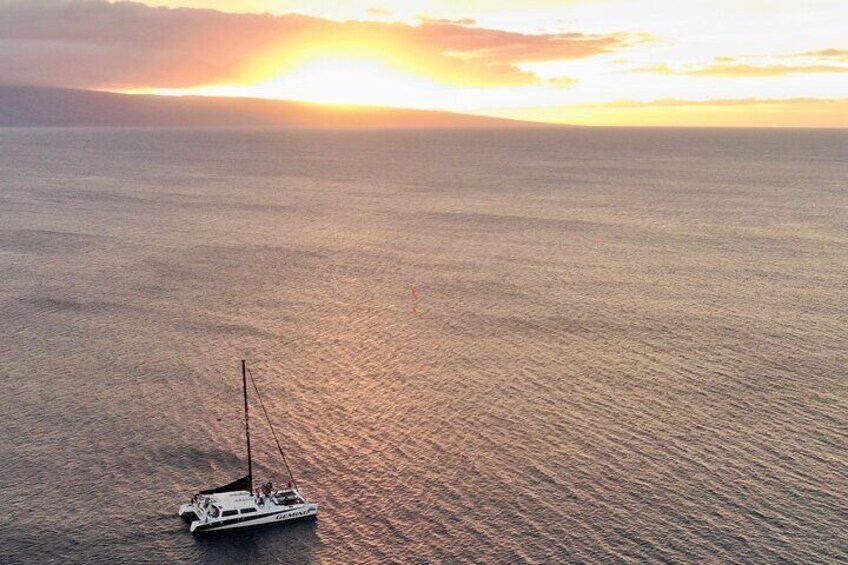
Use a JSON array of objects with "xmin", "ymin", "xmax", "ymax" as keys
[{"xmin": 0, "ymin": 127, "xmax": 846, "ymax": 564}]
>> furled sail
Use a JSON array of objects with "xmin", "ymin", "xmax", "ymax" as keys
[{"xmin": 199, "ymin": 474, "xmax": 252, "ymax": 495}]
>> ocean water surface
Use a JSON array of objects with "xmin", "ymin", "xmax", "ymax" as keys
[{"xmin": 0, "ymin": 127, "xmax": 846, "ymax": 563}]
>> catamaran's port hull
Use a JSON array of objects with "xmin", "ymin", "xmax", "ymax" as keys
[{"xmin": 189, "ymin": 504, "xmax": 318, "ymax": 533}]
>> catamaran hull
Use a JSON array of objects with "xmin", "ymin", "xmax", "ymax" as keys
[
  {"xmin": 178, "ymin": 504, "xmax": 198, "ymax": 522},
  {"xmin": 189, "ymin": 504, "xmax": 318, "ymax": 533}
]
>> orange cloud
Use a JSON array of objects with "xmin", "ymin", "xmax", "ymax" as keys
[
  {"xmin": 689, "ymin": 63, "xmax": 848, "ymax": 77},
  {"xmin": 412, "ymin": 23, "xmax": 640, "ymax": 64},
  {"xmin": 0, "ymin": 0, "xmax": 640, "ymax": 90},
  {"xmin": 626, "ymin": 58, "xmax": 848, "ymax": 77},
  {"xmin": 602, "ymin": 97, "xmax": 848, "ymax": 107}
]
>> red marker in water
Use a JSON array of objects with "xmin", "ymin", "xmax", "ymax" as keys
[{"xmin": 411, "ymin": 285, "xmax": 420, "ymax": 315}]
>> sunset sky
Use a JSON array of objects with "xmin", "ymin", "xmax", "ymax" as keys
[{"xmin": 1, "ymin": 0, "xmax": 847, "ymax": 126}]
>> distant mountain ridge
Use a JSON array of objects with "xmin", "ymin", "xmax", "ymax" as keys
[{"xmin": 0, "ymin": 85, "xmax": 550, "ymax": 128}]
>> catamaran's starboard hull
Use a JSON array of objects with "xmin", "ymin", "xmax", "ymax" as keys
[{"xmin": 189, "ymin": 504, "xmax": 318, "ymax": 533}]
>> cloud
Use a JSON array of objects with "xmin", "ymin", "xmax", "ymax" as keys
[
  {"xmin": 0, "ymin": 0, "xmax": 641, "ymax": 90},
  {"xmin": 626, "ymin": 58, "xmax": 848, "ymax": 77},
  {"xmin": 626, "ymin": 63, "xmax": 672, "ymax": 74},
  {"xmin": 545, "ymin": 76, "xmax": 578, "ymax": 89},
  {"xmin": 0, "ymin": 0, "xmax": 315, "ymax": 88},
  {"xmin": 413, "ymin": 23, "xmax": 643, "ymax": 65},
  {"xmin": 418, "ymin": 17, "xmax": 477, "ymax": 27},
  {"xmin": 602, "ymin": 97, "xmax": 848, "ymax": 108},
  {"xmin": 784, "ymin": 48, "xmax": 848, "ymax": 63},
  {"xmin": 688, "ymin": 63, "xmax": 848, "ymax": 77}
]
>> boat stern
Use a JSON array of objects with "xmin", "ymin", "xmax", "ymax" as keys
[{"xmin": 178, "ymin": 502, "xmax": 199, "ymax": 522}]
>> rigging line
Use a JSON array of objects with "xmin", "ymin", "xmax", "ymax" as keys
[{"xmin": 246, "ymin": 367, "xmax": 299, "ymax": 490}]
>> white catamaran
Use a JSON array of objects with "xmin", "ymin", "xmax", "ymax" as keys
[{"xmin": 178, "ymin": 360, "xmax": 318, "ymax": 533}]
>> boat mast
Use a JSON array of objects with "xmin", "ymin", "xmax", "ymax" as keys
[
  {"xmin": 242, "ymin": 359, "xmax": 253, "ymax": 488},
  {"xmin": 244, "ymin": 365, "xmax": 300, "ymax": 490}
]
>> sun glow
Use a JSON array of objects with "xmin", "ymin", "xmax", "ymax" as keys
[
  {"xmin": 128, "ymin": 56, "xmax": 447, "ymax": 108},
  {"xmin": 210, "ymin": 57, "xmax": 442, "ymax": 107},
  {"xmin": 125, "ymin": 56, "xmax": 575, "ymax": 112}
]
